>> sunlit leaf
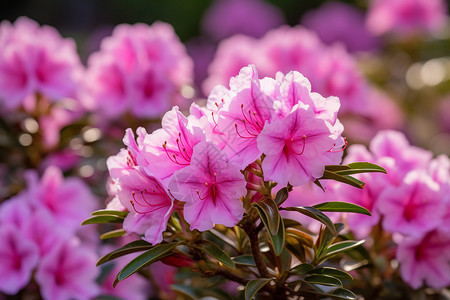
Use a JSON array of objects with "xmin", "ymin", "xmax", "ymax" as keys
[
  {"xmin": 282, "ymin": 206, "xmax": 336, "ymax": 236},
  {"xmin": 253, "ymin": 198, "xmax": 280, "ymax": 235},
  {"xmin": 245, "ymin": 278, "xmax": 271, "ymax": 300},
  {"xmin": 82, "ymin": 215, "xmax": 124, "ymax": 225},
  {"xmin": 286, "ymin": 228, "xmax": 314, "ymax": 248},
  {"xmin": 313, "ymin": 202, "xmax": 371, "ymax": 216},
  {"xmin": 307, "ymin": 267, "xmax": 353, "ymax": 281},
  {"xmin": 97, "ymin": 240, "xmax": 153, "ymax": 266},
  {"xmin": 323, "ymin": 240, "xmax": 365, "ymax": 259},
  {"xmin": 255, "ymin": 205, "xmax": 285, "ymax": 256},
  {"xmin": 91, "ymin": 210, "xmax": 129, "ymax": 218},
  {"xmin": 201, "ymin": 241, "xmax": 235, "ymax": 269},
  {"xmin": 100, "ymin": 229, "xmax": 126, "ymax": 240},
  {"xmin": 331, "ymin": 288, "xmax": 357, "ymax": 299},
  {"xmin": 320, "ymin": 170, "xmax": 365, "ymax": 189},
  {"xmin": 304, "ymin": 274, "xmax": 343, "ymax": 287},
  {"xmin": 325, "ymin": 165, "xmax": 352, "ymax": 172},
  {"xmin": 336, "ymin": 162, "xmax": 387, "ymax": 175}
]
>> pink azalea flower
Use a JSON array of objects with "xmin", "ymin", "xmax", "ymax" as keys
[
  {"xmin": 396, "ymin": 229, "xmax": 450, "ymax": 289},
  {"xmin": 202, "ymin": 0, "xmax": 284, "ymax": 40},
  {"xmin": 366, "ymin": 0, "xmax": 447, "ymax": 36},
  {"xmin": 82, "ymin": 22, "xmax": 193, "ymax": 119},
  {"xmin": 378, "ymin": 171, "xmax": 444, "ymax": 237},
  {"xmin": 0, "ymin": 17, "xmax": 82, "ymax": 110},
  {"xmin": 35, "ymin": 239, "xmax": 100, "ymax": 300},
  {"xmin": 0, "ymin": 225, "xmax": 39, "ymax": 295},
  {"xmin": 168, "ymin": 141, "xmax": 247, "ymax": 231},
  {"xmin": 257, "ymin": 103, "xmax": 343, "ymax": 187},
  {"xmin": 0, "ymin": 194, "xmax": 33, "ymax": 230},
  {"xmin": 107, "ymin": 147, "xmax": 175, "ymax": 245}
]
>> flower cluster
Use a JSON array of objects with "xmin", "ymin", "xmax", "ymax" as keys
[
  {"xmin": 81, "ymin": 22, "xmax": 194, "ymax": 119},
  {"xmin": 107, "ymin": 64, "xmax": 345, "ymax": 244}
]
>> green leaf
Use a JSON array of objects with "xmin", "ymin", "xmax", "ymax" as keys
[
  {"xmin": 114, "ymin": 242, "xmax": 179, "ymax": 286},
  {"xmin": 100, "ymin": 229, "xmax": 127, "ymax": 240},
  {"xmin": 245, "ymin": 278, "xmax": 271, "ymax": 300},
  {"xmin": 304, "ymin": 274, "xmax": 343, "ymax": 287},
  {"xmin": 282, "ymin": 206, "xmax": 336, "ymax": 236},
  {"xmin": 323, "ymin": 240, "xmax": 365, "ymax": 259},
  {"xmin": 274, "ymin": 187, "xmax": 290, "ymax": 206},
  {"xmin": 315, "ymin": 223, "xmax": 345, "ymax": 258},
  {"xmin": 285, "ymin": 238, "xmax": 307, "ymax": 262},
  {"xmin": 336, "ymin": 162, "xmax": 387, "ymax": 175},
  {"xmin": 91, "ymin": 210, "xmax": 129, "ymax": 218},
  {"xmin": 290, "ymin": 263, "xmax": 314, "ymax": 275},
  {"xmin": 201, "ymin": 241, "xmax": 236, "ymax": 269},
  {"xmin": 232, "ymin": 255, "xmax": 256, "ymax": 266},
  {"xmin": 325, "ymin": 165, "xmax": 352, "ymax": 172},
  {"xmin": 82, "ymin": 215, "xmax": 124, "ymax": 226},
  {"xmin": 332, "ymin": 288, "xmax": 357, "ymax": 299},
  {"xmin": 314, "ymin": 179, "xmax": 325, "ymax": 192},
  {"xmin": 313, "ymin": 202, "xmax": 371, "ymax": 216},
  {"xmin": 253, "ymin": 198, "xmax": 280, "ymax": 235},
  {"xmin": 320, "ymin": 170, "xmax": 365, "ymax": 189},
  {"xmin": 255, "ymin": 205, "xmax": 285, "ymax": 256},
  {"xmin": 306, "ymin": 267, "xmax": 353, "ymax": 281},
  {"xmin": 97, "ymin": 240, "xmax": 153, "ymax": 266},
  {"xmin": 286, "ymin": 228, "xmax": 314, "ymax": 248},
  {"xmin": 171, "ymin": 284, "xmax": 202, "ymax": 300}
]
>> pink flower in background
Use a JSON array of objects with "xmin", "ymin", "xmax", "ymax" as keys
[
  {"xmin": 0, "ymin": 225, "xmax": 39, "ymax": 295},
  {"xmin": 169, "ymin": 142, "xmax": 247, "ymax": 231},
  {"xmin": 396, "ymin": 229, "xmax": 450, "ymax": 289},
  {"xmin": 0, "ymin": 17, "xmax": 82, "ymax": 110},
  {"xmin": 202, "ymin": 0, "xmax": 284, "ymax": 40},
  {"xmin": 302, "ymin": 1, "xmax": 380, "ymax": 52},
  {"xmin": 35, "ymin": 239, "xmax": 100, "ymax": 300},
  {"xmin": 366, "ymin": 0, "xmax": 448, "ymax": 36},
  {"xmin": 0, "ymin": 195, "xmax": 33, "ymax": 230},
  {"xmin": 82, "ymin": 22, "xmax": 193, "ymax": 119}
]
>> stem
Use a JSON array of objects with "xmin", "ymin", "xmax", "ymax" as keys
[{"xmin": 242, "ymin": 222, "xmax": 271, "ymax": 278}]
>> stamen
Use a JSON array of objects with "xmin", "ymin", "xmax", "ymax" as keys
[
  {"xmin": 241, "ymin": 104, "xmax": 253, "ymax": 124},
  {"xmin": 292, "ymin": 135, "xmax": 306, "ymax": 155},
  {"xmin": 176, "ymin": 138, "xmax": 190, "ymax": 161},
  {"xmin": 235, "ymin": 123, "xmax": 254, "ymax": 139},
  {"xmin": 328, "ymin": 137, "xmax": 348, "ymax": 153},
  {"xmin": 172, "ymin": 154, "xmax": 189, "ymax": 166},
  {"xmin": 211, "ymin": 112, "xmax": 218, "ymax": 132},
  {"xmin": 242, "ymin": 120, "xmax": 258, "ymax": 137},
  {"xmin": 162, "ymin": 141, "xmax": 189, "ymax": 165},
  {"xmin": 196, "ymin": 189, "xmax": 207, "ymax": 200}
]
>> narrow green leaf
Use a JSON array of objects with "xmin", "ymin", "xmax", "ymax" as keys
[
  {"xmin": 82, "ymin": 215, "xmax": 124, "ymax": 226},
  {"xmin": 332, "ymin": 288, "xmax": 357, "ymax": 299},
  {"xmin": 232, "ymin": 255, "xmax": 256, "ymax": 266},
  {"xmin": 255, "ymin": 206, "xmax": 285, "ymax": 256},
  {"xmin": 323, "ymin": 240, "xmax": 365, "ymax": 258},
  {"xmin": 282, "ymin": 206, "xmax": 336, "ymax": 236},
  {"xmin": 91, "ymin": 210, "xmax": 129, "ymax": 218},
  {"xmin": 315, "ymin": 223, "xmax": 345, "ymax": 258},
  {"xmin": 100, "ymin": 229, "xmax": 127, "ymax": 240},
  {"xmin": 290, "ymin": 263, "xmax": 314, "ymax": 275},
  {"xmin": 114, "ymin": 242, "xmax": 179, "ymax": 286},
  {"xmin": 314, "ymin": 179, "xmax": 325, "ymax": 192},
  {"xmin": 171, "ymin": 284, "xmax": 202, "ymax": 300},
  {"xmin": 97, "ymin": 240, "xmax": 153, "ymax": 266},
  {"xmin": 336, "ymin": 162, "xmax": 387, "ymax": 175},
  {"xmin": 313, "ymin": 202, "xmax": 371, "ymax": 216},
  {"xmin": 253, "ymin": 198, "xmax": 280, "ymax": 235},
  {"xmin": 306, "ymin": 267, "xmax": 353, "ymax": 281},
  {"xmin": 286, "ymin": 228, "xmax": 314, "ymax": 248},
  {"xmin": 325, "ymin": 165, "xmax": 351, "ymax": 172},
  {"xmin": 245, "ymin": 278, "xmax": 271, "ymax": 300},
  {"xmin": 274, "ymin": 187, "xmax": 290, "ymax": 206},
  {"xmin": 202, "ymin": 241, "xmax": 236, "ymax": 269},
  {"xmin": 321, "ymin": 170, "xmax": 365, "ymax": 189},
  {"xmin": 304, "ymin": 274, "xmax": 343, "ymax": 287},
  {"xmin": 285, "ymin": 238, "xmax": 307, "ymax": 262}
]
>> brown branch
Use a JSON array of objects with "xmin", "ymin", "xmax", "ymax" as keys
[{"xmin": 242, "ymin": 222, "xmax": 271, "ymax": 279}]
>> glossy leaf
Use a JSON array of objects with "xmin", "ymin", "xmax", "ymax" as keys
[
  {"xmin": 97, "ymin": 240, "xmax": 153, "ymax": 266},
  {"xmin": 282, "ymin": 206, "xmax": 336, "ymax": 236},
  {"xmin": 313, "ymin": 202, "xmax": 371, "ymax": 216},
  {"xmin": 304, "ymin": 274, "xmax": 343, "ymax": 287},
  {"xmin": 100, "ymin": 229, "xmax": 126, "ymax": 240},
  {"xmin": 245, "ymin": 278, "xmax": 271, "ymax": 300},
  {"xmin": 286, "ymin": 228, "xmax": 314, "ymax": 248},
  {"xmin": 323, "ymin": 240, "xmax": 365, "ymax": 258},
  {"xmin": 82, "ymin": 215, "xmax": 124, "ymax": 225},
  {"xmin": 255, "ymin": 205, "xmax": 285, "ymax": 256},
  {"xmin": 253, "ymin": 197, "xmax": 280, "ymax": 235},
  {"xmin": 285, "ymin": 238, "xmax": 307, "ymax": 262},
  {"xmin": 274, "ymin": 187, "xmax": 290, "ymax": 206},
  {"xmin": 306, "ymin": 267, "xmax": 353, "ymax": 281},
  {"xmin": 290, "ymin": 263, "xmax": 314, "ymax": 275},
  {"xmin": 321, "ymin": 170, "xmax": 365, "ymax": 189},
  {"xmin": 232, "ymin": 255, "xmax": 256, "ymax": 266},
  {"xmin": 332, "ymin": 288, "xmax": 357, "ymax": 299},
  {"xmin": 171, "ymin": 284, "xmax": 201, "ymax": 300},
  {"xmin": 201, "ymin": 241, "xmax": 236, "ymax": 269},
  {"xmin": 91, "ymin": 210, "xmax": 129, "ymax": 218},
  {"xmin": 336, "ymin": 162, "xmax": 387, "ymax": 175},
  {"xmin": 313, "ymin": 179, "xmax": 325, "ymax": 192},
  {"xmin": 114, "ymin": 242, "xmax": 179, "ymax": 286},
  {"xmin": 325, "ymin": 165, "xmax": 351, "ymax": 172}
]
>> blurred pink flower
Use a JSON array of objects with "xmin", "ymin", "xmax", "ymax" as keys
[
  {"xmin": 0, "ymin": 17, "xmax": 82, "ymax": 110},
  {"xmin": 169, "ymin": 142, "xmax": 247, "ymax": 231},
  {"xmin": 0, "ymin": 225, "xmax": 39, "ymax": 295},
  {"xmin": 82, "ymin": 22, "xmax": 193, "ymax": 119},
  {"xmin": 202, "ymin": 0, "xmax": 284, "ymax": 40},
  {"xmin": 396, "ymin": 229, "xmax": 450, "ymax": 289},
  {"xmin": 302, "ymin": 1, "xmax": 380, "ymax": 52},
  {"xmin": 35, "ymin": 239, "xmax": 100, "ymax": 300},
  {"xmin": 366, "ymin": 0, "xmax": 448, "ymax": 36}
]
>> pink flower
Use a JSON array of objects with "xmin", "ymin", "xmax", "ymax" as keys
[
  {"xmin": 107, "ymin": 147, "xmax": 175, "ymax": 245},
  {"xmin": 35, "ymin": 239, "xmax": 100, "ymax": 300},
  {"xmin": 168, "ymin": 142, "xmax": 247, "ymax": 231},
  {"xmin": 396, "ymin": 229, "xmax": 450, "ymax": 289},
  {"xmin": 366, "ymin": 0, "xmax": 447, "ymax": 36},
  {"xmin": 82, "ymin": 22, "xmax": 193, "ymax": 119},
  {"xmin": 257, "ymin": 104, "xmax": 343, "ymax": 187},
  {"xmin": 378, "ymin": 171, "xmax": 444, "ymax": 237},
  {"xmin": 302, "ymin": 1, "xmax": 380, "ymax": 52},
  {"xmin": 0, "ymin": 17, "xmax": 82, "ymax": 110},
  {"xmin": 202, "ymin": 0, "xmax": 284, "ymax": 40},
  {"xmin": 0, "ymin": 225, "xmax": 39, "ymax": 295},
  {"xmin": 0, "ymin": 195, "xmax": 33, "ymax": 230}
]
